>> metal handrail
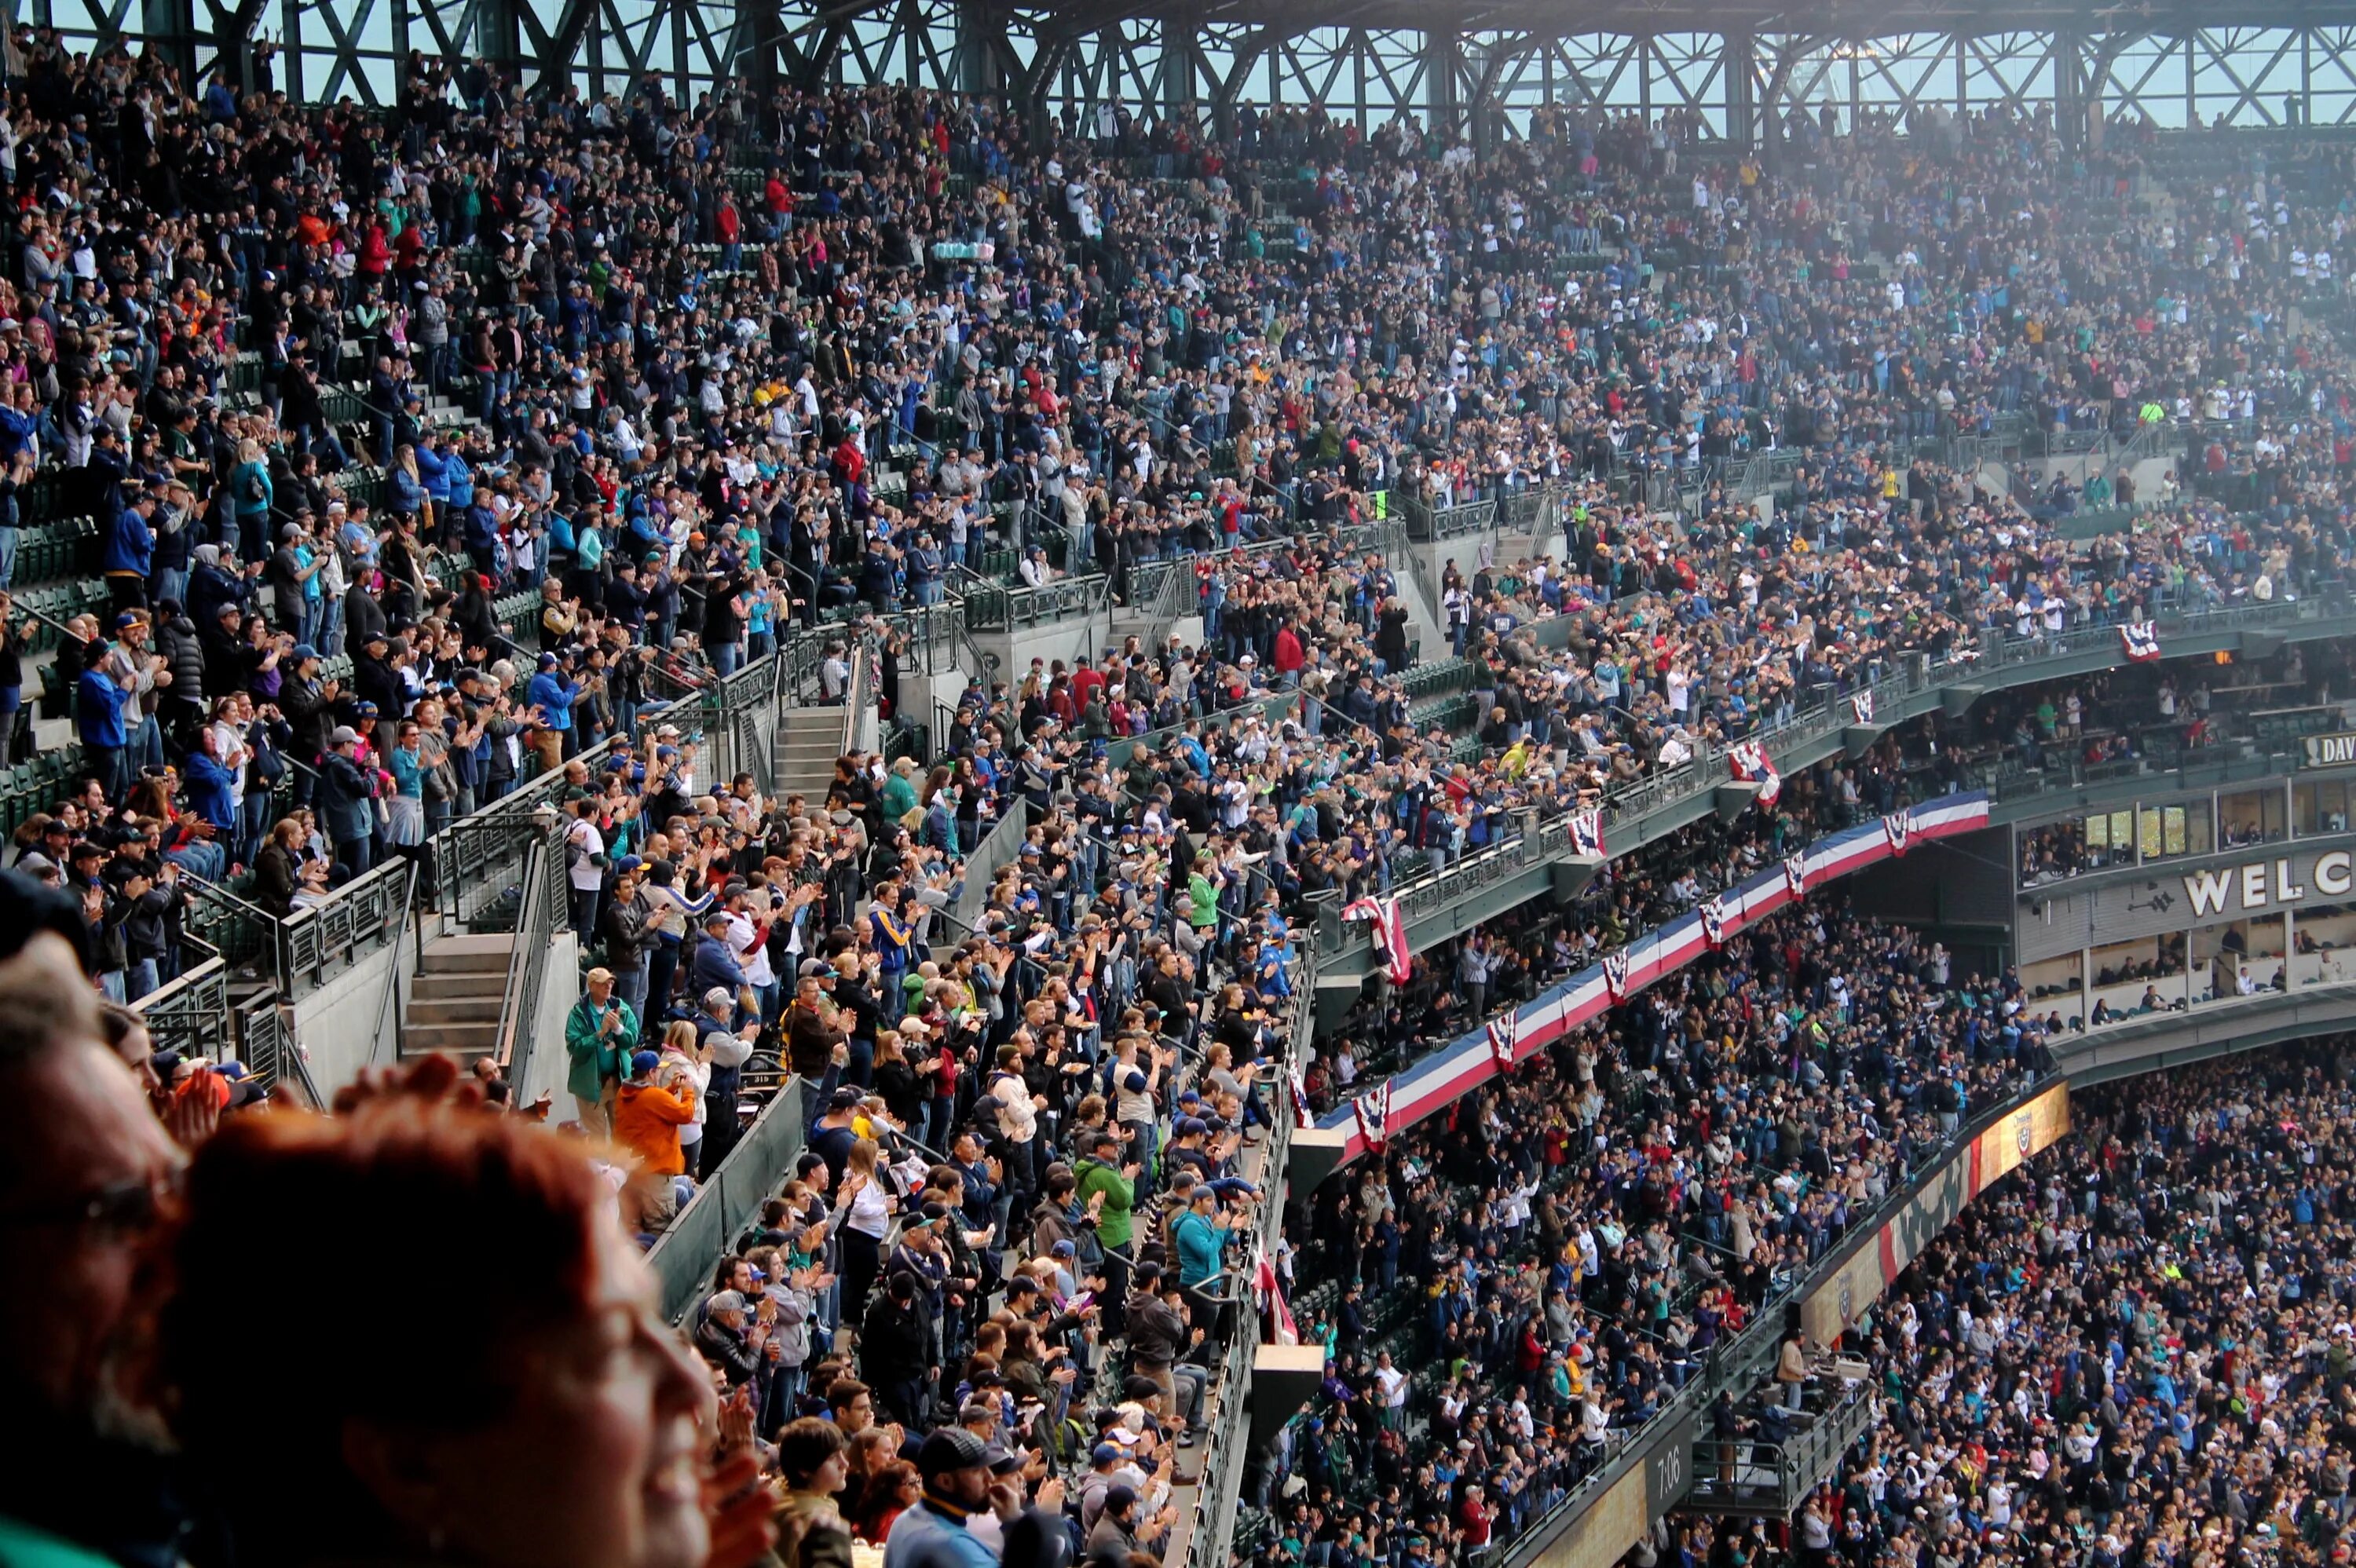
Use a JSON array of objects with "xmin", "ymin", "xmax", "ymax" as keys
[
  {"xmin": 492, "ymin": 829, "xmax": 558, "ymax": 1076},
  {"xmin": 281, "ymin": 854, "xmax": 415, "ymax": 994},
  {"xmin": 1347, "ymin": 592, "xmax": 2356, "ymax": 946}
]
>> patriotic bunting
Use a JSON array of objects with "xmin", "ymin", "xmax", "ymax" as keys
[
  {"xmin": 1602, "ymin": 949, "xmax": 1631, "ymax": 1002},
  {"xmin": 1289, "ymin": 1065, "xmax": 1316, "ymax": 1129},
  {"xmin": 2120, "ymin": 621, "xmax": 2161, "ymax": 663},
  {"xmin": 1784, "ymin": 853, "xmax": 1809, "ymax": 901},
  {"xmin": 1699, "ymin": 897, "xmax": 1729, "ymax": 948},
  {"xmin": 1849, "ymin": 691, "xmax": 1876, "ymax": 726},
  {"xmin": 1883, "ymin": 812, "xmax": 1913, "ymax": 857},
  {"xmin": 1568, "ymin": 808, "xmax": 1604, "ymax": 858},
  {"xmin": 1254, "ymin": 1248, "xmax": 1301, "ymax": 1346},
  {"xmin": 1728, "ymin": 740, "xmax": 1783, "ymax": 806},
  {"xmin": 1355, "ymin": 1083, "xmax": 1393, "ymax": 1153},
  {"xmin": 1342, "ymin": 894, "xmax": 1413, "ymax": 985},
  {"xmin": 1485, "ymin": 1011, "xmax": 1520, "ymax": 1073}
]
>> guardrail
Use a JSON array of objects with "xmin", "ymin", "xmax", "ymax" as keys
[
  {"xmin": 282, "ymin": 856, "xmax": 414, "ymax": 993},
  {"xmin": 1398, "ymin": 496, "xmax": 1498, "ymax": 540},
  {"xmin": 492, "ymin": 826, "xmax": 565, "ymax": 1083},
  {"xmin": 959, "ymin": 570, "xmax": 1114, "ymax": 631},
  {"xmin": 1172, "ymin": 941, "xmax": 1315, "ymax": 1568},
  {"xmin": 646, "ymin": 1077, "xmax": 810, "ymax": 1323},
  {"xmin": 1684, "ymin": 1380, "xmax": 1879, "ymax": 1516},
  {"xmin": 136, "ymin": 952, "xmax": 232, "ymax": 1062},
  {"xmin": 946, "ymin": 799, "xmax": 1033, "ymax": 934},
  {"xmin": 1331, "ymin": 592, "xmax": 2356, "ymax": 959}
]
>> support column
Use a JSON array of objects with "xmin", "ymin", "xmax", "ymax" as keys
[
  {"xmin": 954, "ymin": 0, "xmax": 1004, "ymax": 100},
  {"xmin": 2051, "ymin": 28, "xmax": 2085, "ymax": 152},
  {"xmin": 1465, "ymin": 38, "xmax": 1494, "ymax": 152},
  {"xmin": 1162, "ymin": 16, "xmax": 1199, "ymax": 130},
  {"xmin": 144, "ymin": 0, "xmax": 198, "ymax": 89},
  {"xmin": 1425, "ymin": 26, "xmax": 1462, "ymax": 141},
  {"xmin": 1762, "ymin": 36, "xmax": 1791, "ymax": 176},
  {"xmin": 477, "ymin": 0, "xmax": 525, "ymax": 83},
  {"xmin": 1725, "ymin": 28, "xmax": 1756, "ymax": 150}
]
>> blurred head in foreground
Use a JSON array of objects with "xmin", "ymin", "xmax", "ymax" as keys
[{"xmin": 163, "ymin": 1056, "xmax": 714, "ymax": 1568}]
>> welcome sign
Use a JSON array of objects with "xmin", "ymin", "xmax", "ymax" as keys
[{"xmin": 2182, "ymin": 851, "xmax": 2355, "ymax": 917}]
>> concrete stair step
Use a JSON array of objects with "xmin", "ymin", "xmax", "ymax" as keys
[
  {"xmin": 418, "ymin": 933, "xmax": 514, "ymax": 974},
  {"xmin": 408, "ymin": 970, "xmax": 510, "ymax": 1000},
  {"xmin": 408, "ymin": 996, "xmax": 504, "ymax": 1026},
  {"xmin": 401, "ymin": 1021, "xmax": 499, "ymax": 1058}
]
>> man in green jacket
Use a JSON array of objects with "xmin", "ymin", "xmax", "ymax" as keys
[
  {"xmin": 880, "ymin": 755, "xmax": 920, "ymax": 823},
  {"xmin": 565, "ymin": 965, "xmax": 638, "ymax": 1136},
  {"xmin": 1074, "ymin": 1128, "xmax": 1141, "ymax": 1329}
]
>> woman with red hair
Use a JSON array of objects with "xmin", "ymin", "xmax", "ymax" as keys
[{"xmin": 161, "ymin": 1058, "xmax": 770, "ymax": 1568}]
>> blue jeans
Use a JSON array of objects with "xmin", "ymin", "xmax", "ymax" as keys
[
  {"xmin": 616, "ymin": 953, "xmax": 650, "ymax": 1020},
  {"xmin": 152, "ymin": 565, "xmax": 186, "ymax": 612},
  {"xmin": 127, "ymin": 956, "xmax": 161, "ymax": 1003},
  {"xmin": 166, "ymin": 842, "xmax": 226, "ymax": 883},
  {"xmin": 240, "ymin": 790, "xmax": 272, "ymax": 865},
  {"xmin": 0, "ymin": 524, "xmax": 15, "ymax": 590},
  {"xmin": 133, "ymin": 714, "xmax": 163, "ymax": 777},
  {"xmin": 713, "ymin": 641, "xmax": 742, "ymax": 678}
]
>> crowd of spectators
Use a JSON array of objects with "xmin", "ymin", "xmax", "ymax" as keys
[
  {"xmin": 1254, "ymin": 896, "xmax": 2047, "ymax": 1566},
  {"xmin": 1662, "ymin": 1043, "xmax": 2356, "ymax": 1568},
  {"xmin": 0, "ymin": 6, "xmax": 2351, "ymax": 1016},
  {"xmin": 2, "ymin": 15, "xmax": 2356, "ymax": 1568}
]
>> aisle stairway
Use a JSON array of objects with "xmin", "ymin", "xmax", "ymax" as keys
[
  {"xmin": 774, "ymin": 705, "xmax": 846, "ymax": 810},
  {"xmin": 401, "ymin": 933, "xmax": 513, "ymax": 1063}
]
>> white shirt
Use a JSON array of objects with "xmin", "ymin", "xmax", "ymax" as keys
[
  {"xmin": 726, "ymin": 909, "xmax": 777, "ymax": 988},
  {"xmin": 566, "ymin": 819, "xmax": 605, "ymax": 891}
]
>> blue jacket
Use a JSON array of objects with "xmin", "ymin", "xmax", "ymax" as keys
[
  {"xmin": 185, "ymin": 752, "xmax": 236, "ymax": 830},
  {"xmin": 689, "ymin": 930, "xmax": 745, "ymax": 996},
  {"xmin": 1173, "ymin": 1206, "xmax": 1227, "ymax": 1288},
  {"xmin": 525, "ymin": 671, "xmax": 579, "ymax": 732},
  {"xmin": 102, "ymin": 504, "xmax": 155, "ymax": 577},
  {"xmin": 75, "ymin": 668, "xmax": 129, "ymax": 748},
  {"xmin": 883, "ymin": 1502, "xmax": 1000, "ymax": 1568},
  {"xmin": 414, "ymin": 444, "xmax": 454, "ymax": 503}
]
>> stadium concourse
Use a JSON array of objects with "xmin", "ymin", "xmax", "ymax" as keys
[{"xmin": 0, "ymin": 24, "xmax": 2354, "ymax": 1568}]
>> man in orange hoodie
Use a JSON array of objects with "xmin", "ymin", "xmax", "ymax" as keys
[{"xmin": 612, "ymin": 1047, "xmax": 697, "ymax": 1230}]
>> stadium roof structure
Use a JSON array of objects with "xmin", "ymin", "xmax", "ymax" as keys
[{"xmin": 62, "ymin": 0, "xmax": 2356, "ymax": 135}]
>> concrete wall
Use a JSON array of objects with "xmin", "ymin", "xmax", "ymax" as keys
[
  {"xmin": 975, "ymin": 620, "xmax": 1100, "ymax": 685},
  {"xmin": 516, "ymin": 930, "xmax": 582, "ymax": 1116},
  {"xmin": 290, "ymin": 938, "xmax": 412, "ymax": 1095}
]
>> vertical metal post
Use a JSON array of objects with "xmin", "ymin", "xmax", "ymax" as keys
[
  {"xmin": 282, "ymin": 0, "xmax": 303, "ymax": 104},
  {"xmin": 477, "ymin": 0, "xmax": 522, "ymax": 81},
  {"xmin": 143, "ymin": 0, "xmax": 197, "ymax": 90},
  {"xmin": 1163, "ymin": 14, "xmax": 1197, "ymax": 126},
  {"xmin": 2051, "ymin": 29, "xmax": 2082, "ymax": 150},
  {"xmin": 953, "ymin": 0, "xmax": 1001, "ymax": 99},
  {"xmin": 1425, "ymin": 25, "xmax": 1461, "ymax": 141},
  {"xmin": 1725, "ymin": 29, "xmax": 1756, "ymax": 148}
]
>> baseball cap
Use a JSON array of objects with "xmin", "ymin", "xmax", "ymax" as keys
[{"xmin": 916, "ymin": 1427, "xmax": 988, "ymax": 1480}]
